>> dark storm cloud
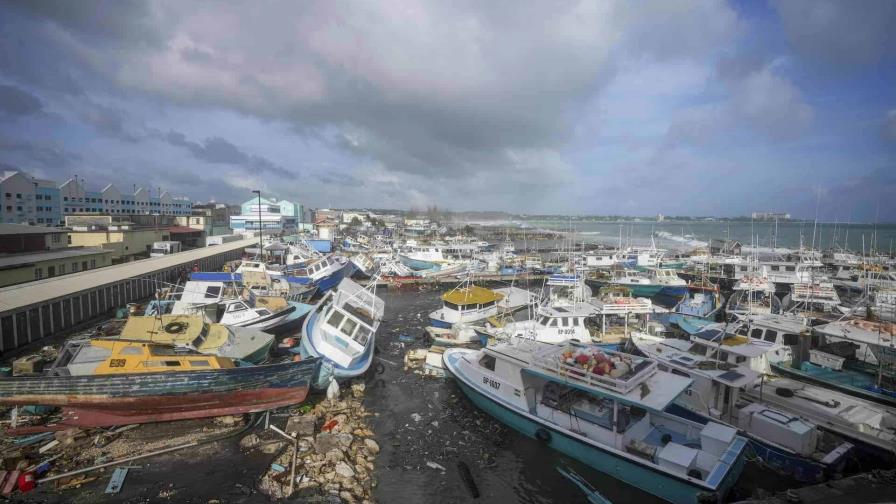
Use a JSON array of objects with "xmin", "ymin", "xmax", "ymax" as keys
[
  {"xmin": 0, "ymin": 84, "xmax": 43, "ymax": 116},
  {"xmin": 771, "ymin": 0, "xmax": 896, "ymax": 68},
  {"xmin": 79, "ymin": 102, "xmax": 140, "ymax": 142},
  {"xmin": 161, "ymin": 131, "xmax": 297, "ymax": 179}
]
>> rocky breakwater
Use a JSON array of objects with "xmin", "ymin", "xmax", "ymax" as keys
[{"xmin": 245, "ymin": 382, "xmax": 378, "ymax": 503}]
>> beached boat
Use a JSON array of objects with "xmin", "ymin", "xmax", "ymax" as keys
[
  {"xmin": 284, "ymin": 254, "xmax": 357, "ymax": 294},
  {"xmin": 429, "ymin": 280, "xmax": 534, "ymax": 329},
  {"xmin": 631, "ymin": 332, "xmax": 853, "ymax": 482},
  {"xmin": 112, "ymin": 314, "xmax": 274, "ymax": 364},
  {"xmin": 444, "ymin": 340, "xmax": 748, "ymax": 503},
  {"xmin": 0, "ymin": 338, "xmax": 320, "ymax": 430},
  {"xmin": 170, "ymin": 280, "xmax": 311, "ymax": 332},
  {"xmin": 297, "ymin": 278, "xmax": 385, "ymax": 383},
  {"xmin": 350, "ymin": 253, "xmax": 378, "ymax": 278}
]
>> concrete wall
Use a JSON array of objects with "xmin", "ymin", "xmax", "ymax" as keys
[{"xmin": 0, "ymin": 245, "xmax": 247, "ymax": 352}]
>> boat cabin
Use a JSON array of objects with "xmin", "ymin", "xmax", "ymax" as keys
[
  {"xmin": 49, "ymin": 338, "xmax": 234, "ymax": 376},
  {"xmin": 314, "ymin": 279, "xmax": 384, "ymax": 368}
]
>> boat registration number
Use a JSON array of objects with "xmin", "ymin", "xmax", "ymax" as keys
[
  {"xmin": 558, "ymin": 328, "xmax": 576, "ymax": 336},
  {"xmin": 109, "ymin": 359, "xmax": 126, "ymax": 368},
  {"xmin": 482, "ymin": 377, "xmax": 501, "ymax": 390}
]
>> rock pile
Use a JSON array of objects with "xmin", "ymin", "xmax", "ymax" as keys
[{"xmin": 254, "ymin": 382, "xmax": 378, "ymax": 503}]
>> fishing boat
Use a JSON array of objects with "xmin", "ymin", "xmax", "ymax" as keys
[
  {"xmin": 645, "ymin": 268, "xmax": 689, "ymax": 297},
  {"xmin": 297, "ymin": 278, "xmax": 385, "ymax": 383},
  {"xmin": 0, "ymin": 338, "xmax": 320, "ymax": 431},
  {"xmin": 429, "ymin": 279, "xmax": 535, "ymax": 329},
  {"xmin": 589, "ymin": 286, "xmax": 654, "ymax": 343},
  {"xmin": 631, "ymin": 332, "xmax": 853, "ymax": 482},
  {"xmin": 484, "ymin": 304, "xmax": 596, "ymax": 344},
  {"xmin": 679, "ymin": 322, "xmax": 896, "ymax": 462},
  {"xmin": 544, "ymin": 273, "xmax": 593, "ymax": 307},
  {"xmin": 191, "ymin": 262, "xmax": 318, "ymax": 302},
  {"xmin": 112, "ymin": 314, "xmax": 274, "ymax": 364},
  {"xmin": 170, "ymin": 280, "xmax": 311, "ymax": 332},
  {"xmin": 726, "ymin": 275, "xmax": 780, "ymax": 316},
  {"xmin": 608, "ymin": 269, "xmax": 665, "ymax": 298},
  {"xmin": 425, "ymin": 324, "xmax": 483, "ymax": 347},
  {"xmin": 285, "ymin": 254, "xmax": 357, "ymax": 294},
  {"xmin": 349, "ymin": 253, "xmax": 378, "ymax": 279},
  {"xmin": 665, "ymin": 284, "xmax": 724, "ymax": 336},
  {"xmin": 770, "ymin": 319, "xmax": 896, "ymax": 407},
  {"xmin": 444, "ymin": 340, "xmax": 748, "ymax": 503}
]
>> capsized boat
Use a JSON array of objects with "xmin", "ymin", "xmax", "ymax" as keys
[
  {"xmin": 1, "ymin": 339, "xmax": 320, "ymax": 430},
  {"xmin": 429, "ymin": 279, "xmax": 535, "ymax": 329},
  {"xmin": 631, "ymin": 332, "xmax": 853, "ymax": 482},
  {"xmin": 444, "ymin": 340, "xmax": 747, "ymax": 504},
  {"xmin": 112, "ymin": 314, "xmax": 273, "ymax": 364},
  {"xmin": 297, "ymin": 278, "xmax": 385, "ymax": 384}
]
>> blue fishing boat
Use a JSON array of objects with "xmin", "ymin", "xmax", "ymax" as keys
[
  {"xmin": 296, "ymin": 278, "xmax": 384, "ymax": 386},
  {"xmin": 444, "ymin": 340, "xmax": 747, "ymax": 504},
  {"xmin": 284, "ymin": 254, "xmax": 357, "ymax": 294}
]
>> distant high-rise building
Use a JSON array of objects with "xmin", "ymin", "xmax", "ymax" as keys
[{"xmin": 751, "ymin": 212, "xmax": 791, "ymax": 221}]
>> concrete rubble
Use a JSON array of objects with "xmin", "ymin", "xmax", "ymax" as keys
[{"xmin": 250, "ymin": 381, "xmax": 377, "ymax": 503}]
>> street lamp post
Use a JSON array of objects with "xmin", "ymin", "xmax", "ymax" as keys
[{"xmin": 251, "ymin": 190, "xmax": 262, "ymax": 259}]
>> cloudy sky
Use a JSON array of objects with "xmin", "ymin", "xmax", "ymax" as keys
[{"xmin": 0, "ymin": 1, "xmax": 893, "ymax": 220}]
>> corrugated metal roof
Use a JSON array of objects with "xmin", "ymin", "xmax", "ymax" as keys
[
  {"xmin": 0, "ymin": 223, "xmax": 68, "ymax": 235},
  {"xmin": 0, "ymin": 238, "xmax": 255, "ymax": 314},
  {"xmin": 0, "ymin": 247, "xmax": 112, "ymax": 269}
]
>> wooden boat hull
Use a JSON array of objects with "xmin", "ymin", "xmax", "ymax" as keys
[{"xmin": 0, "ymin": 359, "xmax": 320, "ymax": 430}]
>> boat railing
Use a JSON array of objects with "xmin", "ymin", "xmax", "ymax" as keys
[
  {"xmin": 591, "ymin": 298, "xmax": 652, "ymax": 315},
  {"xmin": 530, "ymin": 345, "xmax": 657, "ymax": 395}
]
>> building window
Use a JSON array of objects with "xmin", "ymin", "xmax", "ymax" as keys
[
  {"xmin": 51, "ymin": 233, "xmax": 60, "ymax": 243},
  {"xmin": 16, "ymin": 193, "xmax": 21, "ymax": 198},
  {"xmin": 64, "ymin": 197, "xmax": 68, "ymax": 201},
  {"xmin": 45, "ymin": 195, "xmax": 51, "ymax": 200},
  {"xmin": 82, "ymin": 261, "xmax": 88, "ymax": 270},
  {"xmin": 36, "ymin": 194, "xmax": 43, "ymax": 200},
  {"xmin": 4, "ymin": 193, "xmax": 10, "ymax": 198},
  {"xmin": 5, "ymin": 206, "xmax": 10, "ymax": 211},
  {"xmin": 37, "ymin": 218, "xmax": 43, "ymax": 223},
  {"xmin": 59, "ymin": 264, "xmax": 65, "ymax": 274},
  {"xmin": 72, "ymin": 262, "xmax": 78, "ymax": 272},
  {"xmin": 34, "ymin": 268, "xmax": 42, "ymax": 280},
  {"xmin": 47, "ymin": 265, "xmax": 55, "ymax": 277},
  {"xmin": 90, "ymin": 259, "xmax": 96, "ymax": 268},
  {"xmin": 16, "ymin": 206, "xmax": 22, "ymax": 211}
]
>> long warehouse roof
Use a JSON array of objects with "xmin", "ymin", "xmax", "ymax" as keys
[{"xmin": 0, "ymin": 238, "xmax": 256, "ymax": 314}]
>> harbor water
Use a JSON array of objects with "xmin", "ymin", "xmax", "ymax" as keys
[
  {"xmin": 517, "ymin": 220, "xmax": 896, "ymax": 253},
  {"xmin": 367, "ymin": 285, "xmax": 796, "ymax": 503}
]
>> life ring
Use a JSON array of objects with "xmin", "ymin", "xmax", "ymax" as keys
[
  {"xmin": 535, "ymin": 428, "xmax": 552, "ymax": 443},
  {"xmin": 163, "ymin": 321, "xmax": 188, "ymax": 334}
]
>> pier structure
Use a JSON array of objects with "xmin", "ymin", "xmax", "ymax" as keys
[{"xmin": 0, "ymin": 238, "xmax": 256, "ymax": 352}]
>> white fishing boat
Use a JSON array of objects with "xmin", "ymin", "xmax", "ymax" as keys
[
  {"xmin": 349, "ymin": 252, "xmax": 378, "ymax": 278},
  {"xmin": 297, "ymin": 278, "xmax": 385, "ymax": 383},
  {"xmin": 681, "ymin": 322, "xmax": 896, "ymax": 460},
  {"xmin": 429, "ymin": 278, "xmax": 535, "ymax": 329},
  {"xmin": 631, "ymin": 332, "xmax": 853, "ymax": 482},
  {"xmin": 485, "ymin": 304, "xmax": 596, "ymax": 344},
  {"xmin": 443, "ymin": 340, "xmax": 748, "ymax": 503},
  {"xmin": 170, "ymin": 280, "xmax": 309, "ymax": 331}
]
